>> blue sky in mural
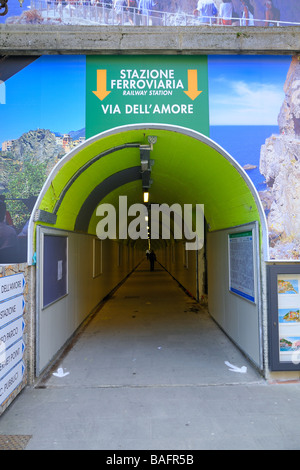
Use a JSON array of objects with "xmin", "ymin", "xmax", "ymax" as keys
[
  {"xmin": 0, "ymin": 54, "xmax": 292, "ymax": 143},
  {"xmin": 208, "ymin": 55, "xmax": 291, "ymax": 125},
  {"xmin": 0, "ymin": 55, "xmax": 85, "ymax": 142}
]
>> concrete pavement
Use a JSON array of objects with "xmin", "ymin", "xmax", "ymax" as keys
[{"xmin": 0, "ymin": 260, "xmax": 300, "ymax": 450}]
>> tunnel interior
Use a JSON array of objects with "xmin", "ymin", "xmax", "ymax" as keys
[
  {"xmin": 30, "ymin": 124, "xmax": 266, "ymax": 375},
  {"xmin": 31, "ymin": 125, "xmax": 261, "ymax": 240}
]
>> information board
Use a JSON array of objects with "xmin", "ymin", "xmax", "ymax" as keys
[
  {"xmin": 43, "ymin": 235, "xmax": 68, "ymax": 308},
  {"xmin": 0, "ymin": 295, "xmax": 25, "ymax": 329},
  {"xmin": 229, "ymin": 230, "xmax": 255, "ymax": 303},
  {"xmin": 0, "ymin": 273, "xmax": 25, "ymax": 303},
  {"xmin": 0, "ymin": 273, "xmax": 26, "ymax": 406},
  {"xmin": 0, "ymin": 360, "xmax": 25, "ymax": 406},
  {"xmin": 268, "ymin": 265, "xmax": 300, "ymax": 371},
  {"xmin": 276, "ymin": 274, "xmax": 300, "ymax": 365}
]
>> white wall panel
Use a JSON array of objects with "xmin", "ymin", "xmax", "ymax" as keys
[
  {"xmin": 36, "ymin": 227, "xmax": 142, "ymax": 375},
  {"xmin": 207, "ymin": 223, "xmax": 262, "ymax": 368}
]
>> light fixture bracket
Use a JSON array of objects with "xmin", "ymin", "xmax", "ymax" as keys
[{"xmin": 140, "ymin": 137, "xmax": 157, "ymax": 200}]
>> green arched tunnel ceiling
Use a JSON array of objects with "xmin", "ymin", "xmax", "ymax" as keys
[{"xmin": 28, "ymin": 124, "xmax": 268, "ymax": 263}]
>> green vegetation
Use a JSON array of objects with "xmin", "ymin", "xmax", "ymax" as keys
[{"xmin": 4, "ymin": 157, "xmax": 47, "ymax": 231}]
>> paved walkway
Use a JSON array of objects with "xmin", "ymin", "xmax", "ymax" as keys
[{"xmin": 0, "ymin": 261, "xmax": 300, "ymax": 450}]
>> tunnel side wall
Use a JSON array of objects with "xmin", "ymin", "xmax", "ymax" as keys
[
  {"xmin": 35, "ymin": 228, "xmax": 144, "ymax": 375},
  {"xmin": 156, "ymin": 242, "xmax": 206, "ymax": 302},
  {"xmin": 206, "ymin": 226, "xmax": 262, "ymax": 369}
]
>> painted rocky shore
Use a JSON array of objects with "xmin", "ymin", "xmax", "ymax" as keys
[{"xmin": 259, "ymin": 56, "xmax": 300, "ymax": 259}]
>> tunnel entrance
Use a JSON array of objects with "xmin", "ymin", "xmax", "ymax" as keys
[{"xmin": 29, "ymin": 124, "xmax": 267, "ymax": 378}]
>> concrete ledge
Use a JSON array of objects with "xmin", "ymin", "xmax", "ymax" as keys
[{"xmin": 0, "ymin": 25, "xmax": 300, "ymax": 55}]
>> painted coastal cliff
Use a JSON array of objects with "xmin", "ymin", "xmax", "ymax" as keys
[{"xmin": 260, "ymin": 56, "xmax": 300, "ymax": 259}]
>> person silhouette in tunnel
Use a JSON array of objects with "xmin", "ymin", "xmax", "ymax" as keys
[{"xmin": 149, "ymin": 250, "xmax": 156, "ymax": 271}]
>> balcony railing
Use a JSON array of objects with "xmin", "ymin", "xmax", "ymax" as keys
[{"xmin": 29, "ymin": 0, "xmax": 300, "ymax": 27}]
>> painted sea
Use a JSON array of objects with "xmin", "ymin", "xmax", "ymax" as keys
[{"xmin": 210, "ymin": 125, "xmax": 279, "ymax": 192}]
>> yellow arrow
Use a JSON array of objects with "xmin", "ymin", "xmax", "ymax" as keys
[
  {"xmin": 92, "ymin": 70, "xmax": 111, "ymax": 101},
  {"xmin": 184, "ymin": 70, "xmax": 202, "ymax": 101}
]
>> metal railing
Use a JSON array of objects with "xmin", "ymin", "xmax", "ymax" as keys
[{"xmin": 29, "ymin": 1, "xmax": 300, "ymax": 27}]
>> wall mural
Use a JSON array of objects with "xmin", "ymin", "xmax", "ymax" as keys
[
  {"xmin": 0, "ymin": 0, "xmax": 299, "ymax": 26},
  {"xmin": 209, "ymin": 55, "xmax": 300, "ymax": 260},
  {"xmin": 0, "ymin": 54, "xmax": 299, "ymax": 263}
]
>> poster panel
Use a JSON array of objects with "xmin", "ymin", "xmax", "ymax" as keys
[
  {"xmin": 42, "ymin": 235, "xmax": 68, "ymax": 308},
  {"xmin": 0, "ymin": 273, "xmax": 26, "ymax": 406},
  {"xmin": 229, "ymin": 230, "xmax": 255, "ymax": 303},
  {"xmin": 209, "ymin": 54, "xmax": 298, "ymax": 262},
  {"xmin": 0, "ymin": 55, "xmax": 85, "ymax": 264},
  {"xmin": 0, "ymin": 54, "xmax": 299, "ymax": 263},
  {"xmin": 277, "ymin": 275, "xmax": 300, "ymax": 364},
  {"xmin": 268, "ymin": 265, "xmax": 300, "ymax": 371}
]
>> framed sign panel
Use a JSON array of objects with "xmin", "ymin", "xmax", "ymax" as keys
[
  {"xmin": 228, "ymin": 229, "xmax": 256, "ymax": 303},
  {"xmin": 268, "ymin": 265, "xmax": 300, "ymax": 371},
  {"xmin": 43, "ymin": 234, "xmax": 68, "ymax": 308}
]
